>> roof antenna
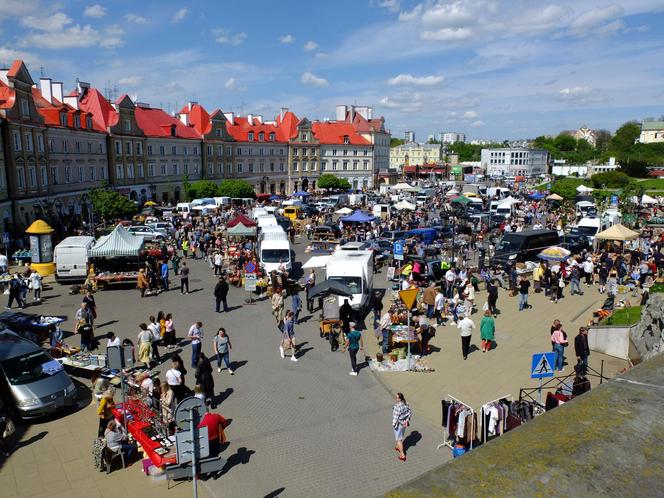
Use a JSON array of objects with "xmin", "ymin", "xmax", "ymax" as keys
[{"xmin": 39, "ymin": 65, "xmax": 44, "ymax": 78}]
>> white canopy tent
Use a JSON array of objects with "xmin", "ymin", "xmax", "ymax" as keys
[
  {"xmin": 499, "ymin": 196, "xmax": 519, "ymax": 205},
  {"xmin": 576, "ymin": 185, "xmax": 594, "ymax": 193},
  {"xmin": 334, "ymin": 207, "xmax": 353, "ymax": 215},
  {"xmin": 390, "ymin": 182, "xmax": 414, "ymax": 191},
  {"xmin": 641, "ymin": 194, "xmax": 658, "ymax": 205},
  {"xmin": 302, "ymin": 255, "xmax": 332, "ymax": 269},
  {"xmin": 393, "ymin": 200, "xmax": 416, "ymax": 211}
]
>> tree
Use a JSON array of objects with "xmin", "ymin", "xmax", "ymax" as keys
[
  {"xmin": 318, "ymin": 174, "xmax": 341, "ymax": 189},
  {"xmin": 336, "ymin": 178, "xmax": 352, "ymax": 190},
  {"xmin": 554, "ymin": 133, "xmax": 577, "ymax": 152},
  {"xmin": 390, "ymin": 138, "xmax": 406, "ymax": 147},
  {"xmin": 217, "ymin": 179, "xmax": 255, "ymax": 199},
  {"xmin": 594, "ymin": 129, "xmax": 612, "ymax": 152},
  {"xmin": 610, "ymin": 122, "xmax": 640, "ymax": 153},
  {"xmin": 89, "ymin": 187, "xmax": 137, "ymax": 221},
  {"xmin": 590, "ymin": 171, "xmax": 630, "ymax": 189},
  {"xmin": 550, "ymin": 177, "xmax": 588, "ymax": 201},
  {"xmin": 186, "ymin": 180, "xmax": 219, "ymax": 200}
]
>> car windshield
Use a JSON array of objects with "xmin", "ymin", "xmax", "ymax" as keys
[
  {"xmin": 1, "ymin": 350, "xmax": 53, "ymax": 385},
  {"xmin": 328, "ymin": 276, "xmax": 363, "ymax": 294},
  {"xmin": 495, "ymin": 235, "xmax": 523, "ymax": 253},
  {"xmin": 261, "ymin": 249, "xmax": 290, "ymax": 263},
  {"xmin": 572, "ymin": 226, "xmax": 598, "ymax": 236}
]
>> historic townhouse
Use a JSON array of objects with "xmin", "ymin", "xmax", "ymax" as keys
[
  {"xmin": 0, "ymin": 118, "xmax": 9, "ymax": 231},
  {"xmin": 177, "ymin": 102, "xmax": 235, "ymax": 183},
  {"xmin": 288, "ymin": 115, "xmax": 320, "ymax": 193},
  {"xmin": 336, "ymin": 105, "xmax": 390, "ymax": 172}
]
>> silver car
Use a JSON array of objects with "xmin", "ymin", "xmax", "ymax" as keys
[
  {"xmin": 127, "ymin": 225, "xmax": 167, "ymax": 241},
  {"xmin": 0, "ymin": 329, "xmax": 77, "ymax": 419}
]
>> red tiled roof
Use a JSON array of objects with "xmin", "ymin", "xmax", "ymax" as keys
[
  {"xmin": 31, "ymin": 87, "xmax": 103, "ymax": 132},
  {"xmin": 311, "ymin": 121, "xmax": 370, "ymax": 145},
  {"xmin": 0, "ymin": 81, "xmax": 16, "ymax": 110},
  {"xmin": 648, "ymin": 170, "xmax": 664, "ymax": 177},
  {"xmin": 134, "ymin": 105, "xmax": 200, "ymax": 139},
  {"xmin": 78, "ymin": 87, "xmax": 119, "ymax": 130},
  {"xmin": 227, "ymin": 111, "xmax": 299, "ymax": 143},
  {"xmin": 7, "ymin": 60, "xmax": 23, "ymax": 78}
]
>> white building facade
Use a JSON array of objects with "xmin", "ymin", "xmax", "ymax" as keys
[{"xmin": 481, "ymin": 148, "xmax": 549, "ymax": 177}]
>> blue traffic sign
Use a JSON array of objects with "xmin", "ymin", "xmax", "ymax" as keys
[
  {"xmin": 393, "ymin": 241, "xmax": 404, "ymax": 261},
  {"xmin": 531, "ymin": 352, "xmax": 556, "ymax": 379},
  {"xmin": 244, "ymin": 261, "xmax": 256, "ymax": 273}
]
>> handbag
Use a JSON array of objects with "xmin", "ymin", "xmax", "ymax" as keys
[{"xmin": 3, "ymin": 418, "xmax": 15, "ymax": 438}]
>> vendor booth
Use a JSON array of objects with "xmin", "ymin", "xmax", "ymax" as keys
[{"xmin": 88, "ymin": 225, "xmax": 145, "ymax": 288}]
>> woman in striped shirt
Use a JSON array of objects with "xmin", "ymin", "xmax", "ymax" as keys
[{"xmin": 392, "ymin": 392, "xmax": 412, "ymax": 462}]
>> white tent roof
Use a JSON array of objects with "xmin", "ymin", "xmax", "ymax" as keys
[
  {"xmin": 89, "ymin": 225, "xmax": 144, "ymax": 258},
  {"xmin": 445, "ymin": 189, "xmax": 459, "ymax": 196},
  {"xmin": 500, "ymin": 196, "xmax": 519, "ymax": 205},
  {"xmin": 393, "ymin": 200, "xmax": 416, "ymax": 211},
  {"xmin": 335, "ymin": 207, "xmax": 353, "ymax": 215},
  {"xmin": 302, "ymin": 255, "xmax": 331, "ymax": 269},
  {"xmin": 576, "ymin": 185, "xmax": 594, "ymax": 192},
  {"xmin": 641, "ymin": 194, "xmax": 658, "ymax": 205},
  {"xmin": 391, "ymin": 182, "xmax": 414, "ymax": 191}
]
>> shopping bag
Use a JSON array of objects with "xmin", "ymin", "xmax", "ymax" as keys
[{"xmin": 3, "ymin": 418, "xmax": 15, "ymax": 438}]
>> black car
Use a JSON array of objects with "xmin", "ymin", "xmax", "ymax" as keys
[
  {"xmin": 299, "ymin": 204, "xmax": 320, "ymax": 218},
  {"xmin": 560, "ymin": 233, "xmax": 592, "ymax": 254},
  {"xmin": 275, "ymin": 216, "xmax": 292, "ymax": 232},
  {"xmin": 312, "ymin": 225, "xmax": 342, "ymax": 240}
]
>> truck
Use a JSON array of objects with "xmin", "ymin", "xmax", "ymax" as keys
[
  {"xmin": 53, "ymin": 236, "xmax": 96, "ymax": 282},
  {"xmin": 259, "ymin": 227, "xmax": 292, "ymax": 274},
  {"xmin": 326, "ymin": 250, "xmax": 373, "ymax": 311}
]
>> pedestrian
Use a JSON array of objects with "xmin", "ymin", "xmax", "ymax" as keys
[
  {"xmin": 147, "ymin": 315, "xmax": 161, "ymax": 364},
  {"xmin": 213, "ymin": 252, "xmax": 223, "ymax": 276},
  {"xmin": 372, "ymin": 291, "xmax": 384, "ymax": 329},
  {"xmin": 434, "ymin": 287, "xmax": 446, "ymax": 325},
  {"xmin": 0, "ymin": 401, "xmax": 12, "ymax": 457},
  {"xmin": 422, "ymin": 282, "xmax": 437, "ymax": 318},
  {"xmin": 179, "ymin": 261, "xmax": 190, "ymax": 294},
  {"xmin": 97, "ymin": 390, "xmax": 116, "ymax": 437},
  {"xmin": 457, "ymin": 313, "xmax": 475, "ymax": 360},
  {"xmin": 213, "ymin": 327, "xmax": 233, "ymax": 374},
  {"xmin": 166, "ymin": 357, "xmax": 186, "ymax": 403},
  {"xmin": 137, "ymin": 323, "xmax": 153, "ymax": 368},
  {"xmin": 379, "ymin": 311, "xmax": 392, "ymax": 354},
  {"xmin": 291, "ymin": 291, "xmax": 302, "ymax": 323},
  {"xmin": 518, "ymin": 276, "xmax": 530, "ymax": 311},
  {"xmin": 160, "ymin": 260, "xmax": 170, "ymax": 290},
  {"xmin": 392, "ymin": 392, "xmax": 412, "ymax": 462},
  {"xmin": 551, "ymin": 323, "xmax": 568, "ymax": 372},
  {"xmin": 570, "ymin": 264, "xmax": 583, "ymax": 296},
  {"xmin": 339, "ymin": 298, "xmax": 353, "ymax": 334},
  {"xmin": 29, "ymin": 271, "xmax": 42, "ymax": 302},
  {"xmin": 271, "ymin": 288, "xmax": 285, "ymax": 322},
  {"xmin": 171, "ymin": 253, "xmax": 181, "ymax": 277},
  {"xmin": 106, "ymin": 331, "xmax": 120, "ymax": 348},
  {"xmin": 480, "ymin": 309, "xmax": 495, "ymax": 352},
  {"xmin": 188, "ymin": 321, "xmax": 204, "ymax": 368},
  {"xmin": 164, "ymin": 313, "xmax": 176, "ymax": 348},
  {"xmin": 416, "ymin": 314, "xmax": 434, "ymax": 356},
  {"xmin": 195, "ymin": 352, "xmax": 216, "ymax": 408},
  {"xmin": 6, "ymin": 275, "xmax": 24, "ymax": 309},
  {"xmin": 77, "ymin": 317, "xmax": 94, "ymax": 352},
  {"xmin": 487, "ymin": 281, "xmax": 498, "ymax": 315},
  {"xmin": 214, "ymin": 276, "xmax": 229, "ymax": 313},
  {"xmin": 83, "ymin": 290, "xmax": 97, "ymax": 323},
  {"xmin": 343, "ymin": 322, "xmax": 364, "ymax": 376},
  {"xmin": 284, "ymin": 311, "xmax": 298, "ymax": 361},
  {"xmin": 574, "ymin": 326, "xmax": 590, "ymax": 373},
  {"xmin": 136, "ymin": 268, "xmax": 148, "ymax": 298},
  {"xmin": 75, "ymin": 302, "xmax": 93, "ymax": 325}
]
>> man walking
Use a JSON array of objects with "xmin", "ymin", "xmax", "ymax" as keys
[
  {"xmin": 213, "ymin": 252, "xmax": 223, "ymax": 276},
  {"xmin": 179, "ymin": 261, "xmax": 190, "ymax": 294},
  {"xmin": 574, "ymin": 326, "xmax": 590, "ymax": 373},
  {"xmin": 570, "ymin": 264, "xmax": 583, "ymax": 296},
  {"xmin": 422, "ymin": 282, "xmax": 437, "ymax": 319},
  {"xmin": 214, "ymin": 276, "xmax": 229, "ymax": 313},
  {"xmin": 188, "ymin": 321, "xmax": 203, "ymax": 368},
  {"xmin": 518, "ymin": 276, "xmax": 531, "ymax": 311},
  {"xmin": 343, "ymin": 322, "xmax": 364, "ymax": 376},
  {"xmin": 271, "ymin": 289, "xmax": 285, "ymax": 323},
  {"xmin": 160, "ymin": 260, "xmax": 170, "ymax": 291},
  {"xmin": 457, "ymin": 312, "xmax": 475, "ymax": 360}
]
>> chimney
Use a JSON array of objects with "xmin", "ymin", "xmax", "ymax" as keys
[
  {"xmin": 188, "ymin": 101, "xmax": 197, "ymax": 111},
  {"xmin": 255, "ymin": 115, "xmax": 263, "ymax": 124},
  {"xmin": 180, "ymin": 112, "xmax": 189, "ymax": 126},
  {"xmin": 349, "ymin": 105, "xmax": 355, "ymax": 123},
  {"xmin": 39, "ymin": 78, "xmax": 53, "ymax": 104},
  {"xmin": 280, "ymin": 107, "xmax": 288, "ymax": 120},
  {"xmin": 336, "ymin": 105, "xmax": 346, "ymax": 121},
  {"xmin": 247, "ymin": 113, "xmax": 253, "ymax": 125},
  {"xmin": 63, "ymin": 95, "xmax": 79, "ymax": 110},
  {"xmin": 52, "ymin": 81, "xmax": 64, "ymax": 103},
  {"xmin": 76, "ymin": 79, "xmax": 90, "ymax": 100},
  {"xmin": 224, "ymin": 112, "xmax": 234, "ymax": 125}
]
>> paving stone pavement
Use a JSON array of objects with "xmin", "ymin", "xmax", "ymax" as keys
[{"xmin": 0, "ymin": 239, "xmax": 447, "ymax": 498}]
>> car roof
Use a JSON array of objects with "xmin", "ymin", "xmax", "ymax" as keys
[{"xmin": 0, "ymin": 328, "xmax": 41, "ymax": 361}]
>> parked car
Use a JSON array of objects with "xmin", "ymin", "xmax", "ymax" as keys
[
  {"xmin": 126, "ymin": 225, "xmax": 167, "ymax": 241},
  {"xmin": 0, "ymin": 329, "xmax": 77, "ymax": 419},
  {"xmin": 367, "ymin": 239, "xmax": 393, "ymax": 255},
  {"xmin": 147, "ymin": 221, "xmax": 174, "ymax": 233},
  {"xmin": 299, "ymin": 204, "xmax": 320, "ymax": 218},
  {"xmin": 560, "ymin": 233, "xmax": 592, "ymax": 254},
  {"xmin": 313, "ymin": 225, "xmax": 341, "ymax": 240}
]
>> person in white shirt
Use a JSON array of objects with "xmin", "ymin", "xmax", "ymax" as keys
[
  {"xmin": 106, "ymin": 331, "xmax": 121, "ymax": 348},
  {"xmin": 582, "ymin": 257, "xmax": 594, "ymax": 286},
  {"xmin": 28, "ymin": 271, "xmax": 42, "ymax": 301},
  {"xmin": 434, "ymin": 289, "xmax": 446, "ymax": 325},
  {"xmin": 0, "ymin": 252, "xmax": 7, "ymax": 273},
  {"xmin": 213, "ymin": 252, "xmax": 223, "ymax": 276},
  {"xmin": 188, "ymin": 321, "xmax": 203, "ymax": 368},
  {"xmin": 444, "ymin": 268, "xmax": 457, "ymax": 298},
  {"xmin": 401, "ymin": 278, "xmax": 411, "ymax": 291},
  {"xmin": 457, "ymin": 314, "xmax": 476, "ymax": 360}
]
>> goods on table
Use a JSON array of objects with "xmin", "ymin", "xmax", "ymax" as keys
[{"xmin": 369, "ymin": 355, "xmax": 434, "ymax": 372}]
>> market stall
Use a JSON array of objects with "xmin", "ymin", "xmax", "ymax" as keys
[
  {"xmin": 0, "ymin": 311, "xmax": 65, "ymax": 344},
  {"xmin": 88, "ymin": 226, "xmax": 144, "ymax": 288}
]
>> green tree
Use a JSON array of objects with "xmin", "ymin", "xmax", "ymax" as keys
[
  {"xmin": 594, "ymin": 129, "xmax": 612, "ymax": 152},
  {"xmin": 336, "ymin": 178, "xmax": 352, "ymax": 190},
  {"xmin": 610, "ymin": 122, "xmax": 640, "ymax": 153},
  {"xmin": 590, "ymin": 171, "xmax": 630, "ymax": 188},
  {"xmin": 550, "ymin": 177, "xmax": 589, "ymax": 201},
  {"xmin": 186, "ymin": 180, "xmax": 219, "ymax": 200},
  {"xmin": 318, "ymin": 174, "xmax": 342, "ymax": 189},
  {"xmin": 554, "ymin": 133, "xmax": 577, "ymax": 152},
  {"xmin": 89, "ymin": 187, "xmax": 137, "ymax": 221},
  {"xmin": 217, "ymin": 179, "xmax": 255, "ymax": 199},
  {"xmin": 390, "ymin": 138, "xmax": 406, "ymax": 147}
]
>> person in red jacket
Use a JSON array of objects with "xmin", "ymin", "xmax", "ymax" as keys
[{"xmin": 197, "ymin": 410, "xmax": 228, "ymax": 456}]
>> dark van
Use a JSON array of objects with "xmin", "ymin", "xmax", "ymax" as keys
[{"xmin": 492, "ymin": 230, "xmax": 559, "ymax": 266}]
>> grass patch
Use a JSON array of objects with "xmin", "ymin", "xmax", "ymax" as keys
[
  {"xmin": 635, "ymin": 178, "xmax": 664, "ymax": 190},
  {"xmin": 650, "ymin": 283, "xmax": 664, "ymax": 294},
  {"xmin": 604, "ymin": 306, "xmax": 642, "ymax": 326}
]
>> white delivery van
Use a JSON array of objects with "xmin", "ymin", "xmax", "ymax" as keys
[
  {"xmin": 252, "ymin": 207, "xmax": 268, "ymax": 219},
  {"xmin": 259, "ymin": 228, "xmax": 292, "ymax": 273},
  {"xmin": 176, "ymin": 202, "xmax": 193, "ymax": 215},
  {"xmin": 326, "ymin": 250, "xmax": 373, "ymax": 311},
  {"xmin": 496, "ymin": 201, "xmax": 517, "ymax": 218},
  {"xmin": 214, "ymin": 197, "xmax": 231, "ymax": 207},
  {"xmin": 257, "ymin": 215, "xmax": 278, "ymax": 229},
  {"xmin": 572, "ymin": 217, "xmax": 601, "ymax": 241},
  {"xmin": 53, "ymin": 236, "xmax": 96, "ymax": 282},
  {"xmin": 281, "ymin": 199, "xmax": 303, "ymax": 207},
  {"xmin": 348, "ymin": 193, "xmax": 366, "ymax": 206},
  {"xmin": 575, "ymin": 201, "xmax": 597, "ymax": 218},
  {"xmin": 373, "ymin": 204, "xmax": 390, "ymax": 219}
]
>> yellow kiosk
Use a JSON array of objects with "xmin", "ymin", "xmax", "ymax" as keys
[{"xmin": 25, "ymin": 220, "xmax": 55, "ymax": 276}]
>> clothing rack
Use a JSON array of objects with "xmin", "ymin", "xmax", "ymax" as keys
[
  {"xmin": 479, "ymin": 394, "xmax": 512, "ymax": 444},
  {"xmin": 437, "ymin": 395, "xmax": 475, "ymax": 451}
]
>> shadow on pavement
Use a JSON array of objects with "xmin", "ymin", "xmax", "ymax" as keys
[
  {"xmin": 403, "ymin": 430, "xmax": 422, "ymax": 452},
  {"xmin": 211, "ymin": 446, "xmax": 255, "ymax": 479},
  {"xmin": 230, "ymin": 360, "xmax": 248, "ymax": 372},
  {"xmin": 215, "ymin": 387, "xmax": 234, "ymax": 406},
  {"xmin": 264, "ymin": 488, "xmax": 286, "ymax": 497}
]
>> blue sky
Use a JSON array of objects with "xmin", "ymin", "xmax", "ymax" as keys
[{"xmin": 1, "ymin": 0, "xmax": 663, "ymax": 141}]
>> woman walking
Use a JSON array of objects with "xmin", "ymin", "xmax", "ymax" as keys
[
  {"xmin": 213, "ymin": 327, "xmax": 233, "ymax": 374},
  {"xmin": 392, "ymin": 393, "xmax": 412, "ymax": 462},
  {"xmin": 480, "ymin": 309, "xmax": 495, "ymax": 352},
  {"xmin": 164, "ymin": 313, "xmax": 176, "ymax": 348},
  {"xmin": 551, "ymin": 322, "xmax": 568, "ymax": 372},
  {"xmin": 195, "ymin": 352, "xmax": 216, "ymax": 408},
  {"xmin": 137, "ymin": 323, "xmax": 153, "ymax": 368}
]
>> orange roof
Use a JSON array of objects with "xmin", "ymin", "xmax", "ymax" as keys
[
  {"xmin": 134, "ymin": 105, "xmax": 200, "ymax": 139},
  {"xmin": 0, "ymin": 81, "xmax": 15, "ymax": 110},
  {"xmin": 227, "ymin": 110, "xmax": 299, "ymax": 143},
  {"xmin": 311, "ymin": 121, "xmax": 371, "ymax": 145},
  {"xmin": 7, "ymin": 60, "xmax": 23, "ymax": 78},
  {"xmin": 77, "ymin": 87, "xmax": 119, "ymax": 130}
]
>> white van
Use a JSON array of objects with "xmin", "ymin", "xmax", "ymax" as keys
[
  {"xmin": 257, "ymin": 215, "xmax": 278, "ymax": 229},
  {"xmin": 575, "ymin": 201, "xmax": 597, "ymax": 218},
  {"xmin": 54, "ymin": 236, "xmax": 95, "ymax": 282},
  {"xmin": 259, "ymin": 228, "xmax": 292, "ymax": 273},
  {"xmin": 176, "ymin": 202, "xmax": 192, "ymax": 215},
  {"xmin": 214, "ymin": 197, "xmax": 231, "ymax": 207},
  {"xmin": 326, "ymin": 250, "xmax": 373, "ymax": 311}
]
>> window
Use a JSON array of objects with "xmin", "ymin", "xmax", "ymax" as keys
[
  {"xmin": 332, "ymin": 149, "xmax": 337, "ymax": 156},
  {"xmin": 171, "ymin": 146, "xmax": 177, "ymax": 155},
  {"xmin": 343, "ymin": 150, "xmax": 348, "ymax": 156},
  {"xmin": 217, "ymin": 145, "xmax": 223, "ymax": 156},
  {"xmin": 259, "ymin": 148, "xmax": 264, "ymax": 156},
  {"xmin": 24, "ymin": 133, "xmax": 33, "ymax": 152},
  {"xmin": 87, "ymin": 142, "xmax": 92, "ymax": 153},
  {"xmin": 148, "ymin": 145, "xmax": 153, "ymax": 155},
  {"xmin": 364, "ymin": 149, "xmax": 369, "ymax": 156},
  {"xmin": 226, "ymin": 146, "xmax": 232, "ymax": 155},
  {"xmin": 293, "ymin": 161, "xmax": 298, "ymax": 172},
  {"xmin": 193, "ymin": 163, "xmax": 199, "ymax": 174},
  {"xmin": 193, "ymin": 146, "xmax": 198, "ymax": 155},
  {"xmin": 343, "ymin": 135, "xmax": 350, "ymax": 145},
  {"xmin": 13, "ymin": 132, "xmax": 21, "ymax": 151},
  {"xmin": 62, "ymin": 140, "xmax": 68, "ymax": 153},
  {"xmin": 40, "ymin": 166, "xmax": 47, "ymax": 186},
  {"xmin": 170, "ymin": 126, "xmax": 176, "ymax": 137},
  {"xmin": 353, "ymin": 149, "xmax": 358, "ymax": 156},
  {"xmin": 332, "ymin": 160, "xmax": 338, "ymax": 171},
  {"xmin": 248, "ymin": 132, "xmax": 254, "ymax": 141},
  {"xmin": 172, "ymin": 163, "xmax": 179, "ymax": 175},
  {"xmin": 353, "ymin": 161, "xmax": 358, "ymax": 170},
  {"xmin": 17, "ymin": 167, "xmax": 25, "ymax": 189},
  {"xmin": 269, "ymin": 132, "xmax": 275, "ymax": 141},
  {"xmin": 48, "ymin": 139, "xmax": 54, "ymax": 152},
  {"xmin": 125, "ymin": 141, "xmax": 132, "ymax": 155},
  {"xmin": 123, "ymin": 119, "xmax": 131, "ymax": 132},
  {"xmin": 343, "ymin": 161, "xmax": 348, "ymax": 170},
  {"xmin": 75, "ymin": 141, "xmax": 81, "ymax": 153},
  {"xmin": 74, "ymin": 115, "xmax": 80, "ymax": 128},
  {"xmin": 136, "ymin": 142, "xmax": 142, "ymax": 155},
  {"xmin": 215, "ymin": 129, "xmax": 221, "ymax": 138},
  {"xmin": 148, "ymin": 163, "xmax": 155, "ymax": 177},
  {"xmin": 258, "ymin": 132, "xmax": 264, "ymax": 142},
  {"xmin": 127, "ymin": 164, "xmax": 134, "ymax": 178},
  {"xmin": 20, "ymin": 99, "xmax": 30, "ymax": 117},
  {"xmin": 311, "ymin": 162, "xmax": 317, "ymax": 171},
  {"xmin": 50, "ymin": 167, "xmax": 58, "ymax": 185},
  {"xmin": 100, "ymin": 166, "xmax": 106, "ymax": 180},
  {"xmin": 293, "ymin": 147, "xmax": 298, "ymax": 156},
  {"xmin": 115, "ymin": 164, "xmax": 124, "ymax": 179},
  {"xmin": 137, "ymin": 163, "xmax": 144, "ymax": 177},
  {"xmin": 279, "ymin": 162, "xmax": 284, "ymax": 171},
  {"xmin": 183, "ymin": 146, "xmax": 188, "ymax": 156},
  {"xmin": 208, "ymin": 164, "xmax": 213, "ymax": 176},
  {"xmin": 37, "ymin": 135, "xmax": 44, "ymax": 153},
  {"xmin": 99, "ymin": 142, "xmax": 104, "ymax": 154},
  {"xmin": 280, "ymin": 148, "xmax": 284, "ymax": 155},
  {"xmin": 160, "ymin": 163, "xmax": 167, "ymax": 176},
  {"xmin": 258, "ymin": 161, "xmax": 264, "ymax": 173},
  {"xmin": 89, "ymin": 166, "xmax": 95, "ymax": 181},
  {"xmin": 321, "ymin": 161, "xmax": 327, "ymax": 171},
  {"xmin": 270, "ymin": 162, "xmax": 275, "ymax": 172},
  {"xmin": 236, "ymin": 147, "xmax": 241, "ymax": 156},
  {"xmin": 29, "ymin": 166, "xmax": 37, "ymax": 188},
  {"xmin": 300, "ymin": 133, "xmax": 308, "ymax": 142},
  {"xmin": 78, "ymin": 166, "xmax": 84, "ymax": 183},
  {"xmin": 184, "ymin": 164, "xmax": 189, "ymax": 174},
  {"xmin": 207, "ymin": 145, "xmax": 212, "ymax": 156},
  {"xmin": 248, "ymin": 162, "xmax": 254, "ymax": 173},
  {"xmin": 303, "ymin": 161, "xmax": 308, "ymax": 172},
  {"xmin": 217, "ymin": 163, "xmax": 222, "ymax": 175},
  {"xmin": 226, "ymin": 163, "xmax": 232, "ymax": 174},
  {"xmin": 159, "ymin": 146, "xmax": 165, "ymax": 156},
  {"xmin": 65, "ymin": 166, "xmax": 72, "ymax": 183},
  {"xmin": 363, "ymin": 160, "xmax": 369, "ymax": 170},
  {"xmin": 86, "ymin": 115, "xmax": 93, "ymax": 129},
  {"xmin": 237, "ymin": 163, "xmax": 243, "ymax": 173},
  {"xmin": 115, "ymin": 141, "xmax": 121, "ymax": 155}
]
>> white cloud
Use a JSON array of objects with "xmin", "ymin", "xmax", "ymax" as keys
[
  {"xmin": 470, "ymin": 120, "xmax": 485, "ymax": 128},
  {"xmin": 463, "ymin": 110, "xmax": 478, "ymax": 119},
  {"xmin": 378, "ymin": 92, "xmax": 426, "ymax": 113},
  {"xmin": 570, "ymin": 4, "xmax": 624, "ymax": 31},
  {"xmin": 387, "ymin": 73, "xmax": 444, "ymax": 86},
  {"xmin": 374, "ymin": 0, "xmax": 400, "ymax": 12},
  {"xmin": 304, "ymin": 40, "xmax": 318, "ymax": 51},
  {"xmin": 84, "ymin": 4, "xmax": 107, "ymax": 18},
  {"xmin": 279, "ymin": 34, "xmax": 295, "ymax": 44},
  {"xmin": 125, "ymin": 14, "xmax": 148, "ymax": 24},
  {"xmin": 0, "ymin": 46, "xmax": 39, "ymax": 65},
  {"xmin": 214, "ymin": 28, "xmax": 247, "ymax": 46},
  {"xmin": 223, "ymin": 77, "xmax": 246, "ymax": 91},
  {"xmin": 20, "ymin": 12, "xmax": 124, "ymax": 49},
  {"xmin": 22, "ymin": 13, "xmax": 72, "ymax": 32},
  {"xmin": 557, "ymin": 86, "xmax": 607, "ymax": 104},
  {"xmin": 118, "ymin": 76, "xmax": 142, "ymax": 86},
  {"xmin": 171, "ymin": 8, "xmax": 189, "ymax": 24},
  {"xmin": 0, "ymin": 0, "xmax": 39, "ymax": 20},
  {"xmin": 421, "ymin": 27, "xmax": 473, "ymax": 41},
  {"xmin": 301, "ymin": 71, "xmax": 328, "ymax": 87},
  {"xmin": 315, "ymin": 52, "xmax": 328, "ymax": 59}
]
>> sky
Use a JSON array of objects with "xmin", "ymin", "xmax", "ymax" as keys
[{"xmin": 1, "ymin": 0, "xmax": 663, "ymax": 141}]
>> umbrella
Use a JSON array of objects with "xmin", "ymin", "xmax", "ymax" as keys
[
  {"xmin": 546, "ymin": 193, "xmax": 563, "ymax": 201},
  {"xmin": 538, "ymin": 246, "xmax": 571, "ymax": 261},
  {"xmin": 144, "ymin": 201, "xmax": 157, "ymax": 206},
  {"xmin": 307, "ymin": 280, "xmax": 354, "ymax": 300},
  {"xmin": 452, "ymin": 195, "xmax": 472, "ymax": 204},
  {"xmin": 268, "ymin": 195, "xmax": 282, "ymax": 201}
]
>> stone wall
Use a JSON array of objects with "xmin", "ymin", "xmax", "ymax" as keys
[{"xmin": 630, "ymin": 293, "xmax": 664, "ymax": 360}]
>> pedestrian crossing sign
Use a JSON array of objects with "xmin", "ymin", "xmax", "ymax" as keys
[{"xmin": 531, "ymin": 352, "xmax": 556, "ymax": 379}]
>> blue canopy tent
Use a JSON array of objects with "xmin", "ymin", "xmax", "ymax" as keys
[
  {"xmin": 529, "ymin": 192, "xmax": 546, "ymax": 200},
  {"xmin": 407, "ymin": 228, "xmax": 438, "ymax": 245},
  {"xmin": 340, "ymin": 210, "xmax": 376, "ymax": 223},
  {"xmin": 268, "ymin": 195, "xmax": 282, "ymax": 201},
  {"xmin": 293, "ymin": 191, "xmax": 311, "ymax": 197}
]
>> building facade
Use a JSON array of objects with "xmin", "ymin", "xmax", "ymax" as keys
[
  {"xmin": 389, "ymin": 142, "xmax": 442, "ymax": 171},
  {"xmin": 316, "ymin": 120, "xmax": 374, "ymax": 190},
  {"xmin": 289, "ymin": 117, "xmax": 320, "ymax": 193},
  {"xmin": 440, "ymin": 132, "xmax": 466, "ymax": 144},
  {"xmin": 639, "ymin": 121, "xmax": 664, "ymax": 144},
  {"xmin": 481, "ymin": 148, "xmax": 549, "ymax": 177}
]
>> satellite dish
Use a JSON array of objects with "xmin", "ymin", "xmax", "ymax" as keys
[{"xmin": 174, "ymin": 396, "xmax": 206, "ymax": 430}]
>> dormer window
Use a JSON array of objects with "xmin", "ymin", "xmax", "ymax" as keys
[
  {"xmin": 86, "ymin": 115, "xmax": 93, "ymax": 129},
  {"xmin": 170, "ymin": 125, "xmax": 176, "ymax": 137},
  {"xmin": 60, "ymin": 113, "xmax": 68, "ymax": 127},
  {"xmin": 123, "ymin": 119, "xmax": 131, "ymax": 132},
  {"xmin": 248, "ymin": 131, "xmax": 254, "ymax": 141},
  {"xmin": 343, "ymin": 135, "xmax": 350, "ymax": 145},
  {"xmin": 73, "ymin": 115, "xmax": 81, "ymax": 128},
  {"xmin": 258, "ymin": 132, "xmax": 264, "ymax": 142},
  {"xmin": 269, "ymin": 132, "xmax": 275, "ymax": 141}
]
